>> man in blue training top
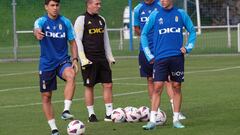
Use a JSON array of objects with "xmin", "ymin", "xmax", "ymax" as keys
[
  {"xmin": 34, "ymin": 0, "xmax": 79, "ymax": 135},
  {"xmin": 141, "ymin": 0, "xmax": 196, "ymax": 130},
  {"xmin": 134, "ymin": 0, "xmax": 186, "ymax": 120}
]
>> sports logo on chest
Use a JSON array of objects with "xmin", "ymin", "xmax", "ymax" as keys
[
  {"xmin": 175, "ymin": 16, "xmax": 179, "ymax": 22},
  {"xmin": 44, "ymin": 23, "xmax": 66, "ymax": 38},
  {"xmin": 88, "ymin": 28, "xmax": 104, "ymax": 34}
]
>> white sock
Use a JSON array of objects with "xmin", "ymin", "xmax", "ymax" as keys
[
  {"xmin": 157, "ymin": 108, "xmax": 161, "ymax": 112},
  {"xmin": 87, "ymin": 105, "xmax": 95, "ymax": 117},
  {"xmin": 150, "ymin": 111, "xmax": 157, "ymax": 123},
  {"xmin": 105, "ymin": 103, "xmax": 113, "ymax": 116},
  {"xmin": 170, "ymin": 99, "xmax": 174, "ymax": 112},
  {"xmin": 48, "ymin": 119, "xmax": 57, "ymax": 131},
  {"xmin": 173, "ymin": 112, "xmax": 180, "ymax": 122},
  {"xmin": 64, "ymin": 100, "xmax": 72, "ymax": 111}
]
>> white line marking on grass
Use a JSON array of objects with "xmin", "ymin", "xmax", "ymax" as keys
[
  {"xmin": 1, "ymin": 66, "xmax": 240, "ymax": 108},
  {"xmin": 1, "ymin": 66, "xmax": 240, "ymax": 92},
  {"xmin": 185, "ymin": 66, "xmax": 240, "ymax": 74},
  {"xmin": 0, "ymin": 71, "xmax": 37, "ymax": 77},
  {"xmin": 0, "ymin": 77, "xmax": 142, "ymax": 92},
  {"xmin": 0, "ymin": 90, "xmax": 146, "ymax": 109}
]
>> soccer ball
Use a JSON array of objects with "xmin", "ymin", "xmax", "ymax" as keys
[
  {"xmin": 125, "ymin": 107, "xmax": 141, "ymax": 122},
  {"xmin": 124, "ymin": 106, "xmax": 134, "ymax": 113},
  {"xmin": 156, "ymin": 110, "xmax": 167, "ymax": 126},
  {"xmin": 138, "ymin": 106, "xmax": 150, "ymax": 122},
  {"xmin": 111, "ymin": 108, "xmax": 126, "ymax": 123},
  {"xmin": 67, "ymin": 120, "xmax": 85, "ymax": 135}
]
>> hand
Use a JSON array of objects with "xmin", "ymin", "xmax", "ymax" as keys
[
  {"xmin": 108, "ymin": 57, "xmax": 116, "ymax": 68},
  {"xmin": 72, "ymin": 59, "xmax": 79, "ymax": 73},
  {"xmin": 150, "ymin": 58, "xmax": 155, "ymax": 64},
  {"xmin": 34, "ymin": 29, "xmax": 44, "ymax": 40},
  {"xmin": 110, "ymin": 60, "xmax": 115, "ymax": 65},
  {"xmin": 180, "ymin": 47, "xmax": 187, "ymax": 54}
]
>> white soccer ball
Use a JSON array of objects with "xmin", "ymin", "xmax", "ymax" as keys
[
  {"xmin": 124, "ymin": 106, "xmax": 134, "ymax": 113},
  {"xmin": 138, "ymin": 106, "xmax": 150, "ymax": 122},
  {"xmin": 67, "ymin": 120, "xmax": 85, "ymax": 135},
  {"xmin": 125, "ymin": 107, "xmax": 141, "ymax": 122},
  {"xmin": 111, "ymin": 108, "xmax": 126, "ymax": 123},
  {"xmin": 156, "ymin": 110, "xmax": 167, "ymax": 126}
]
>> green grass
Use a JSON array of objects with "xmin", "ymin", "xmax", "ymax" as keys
[{"xmin": 0, "ymin": 56, "xmax": 240, "ymax": 135}]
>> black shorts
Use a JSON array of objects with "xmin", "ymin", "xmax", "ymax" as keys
[{"xmin": 81, "ymin": 59, "xmax": 112, "ymax": 87}]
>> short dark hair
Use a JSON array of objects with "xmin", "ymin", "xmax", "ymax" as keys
[
  {"xmin": 85, "ymin": 0, "xmax": 93, "ymax": 5},
  {"xmin": 45, "ymin": 0, "xmax": 60, "ymax": 5}
]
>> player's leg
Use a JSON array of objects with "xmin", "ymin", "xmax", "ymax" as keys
[
  {"xmin": 85, "ymin": 86, "xmax": 98, "ymax": 122},
  {"xmin": 165, "ymin": 81, "xmax": 186, "ymax": 120},
  {"xmin": 102, "ymin": 83, "xmax": 113, "ymax": 121},
  {"xmin": 143, "ymin": 81, "xmax": 164, "ymax": 130},
  {"xmin": 82, "ymin": 63, "xmax": 98, "ymax": 122},
  {"xmin": 139, "ymin": 51, "xmax": 155, "ymax": 106},
  {"xmin": 39, "ymin": 71, "xmax": 59, "ymax": 134},
  {"xmin": 147, "ymin": 77, "xmax": 154, "ymax": 101},
  {"xmin": 165, "ymin": 81, "xmax": 174, "ymax": 109},
  {"xmin": 172, "ymin": 82, "xmax": 185, "ymax": 128},
  {"xmin": 143, "ymin": 58, "xmax": 168, "ymax": 130},
  {"xmin": 100, "ymin": 60, "xmax": 113, "ymax": 121},
  {"xmin": 58, "ymin": 62, "xmax": 76, "ymax": 120},
  {"xmin": 170, "ymin": 55, "xmax": 185, "ymax": 128},
  {"xmin": 41, "ymin": 92, "xmax": 59, "ymax": 134}
]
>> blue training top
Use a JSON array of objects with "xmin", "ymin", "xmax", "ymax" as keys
[
  {"xmin": 133, "ymin": 0, "xmax": 161, "ymax": 52},
  {"xmin": 34, "ymin": 15, "xmax": 75, "ymax": 71},
  {"xmin": 141, "ymin": 6, "xmax": 196, "ymax": 62}
]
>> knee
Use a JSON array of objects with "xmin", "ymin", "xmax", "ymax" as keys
[
  {"xmin": 103, "ymin": 83, "xmax": 112, "ymax": 90},
  {"xmin": 147, "ymin": 77, "xmax": 153, "ymax": 82},
  {"xmin": 153, "ymin": 89, "xmax": 161, "ymax": 94},
  {"xmin": 172, "ymin": 83, "xmax": 181, "ymax": 92},
  {"xmin": 64, "ymin": 69, "xmax": 75, "ymax": 82},
  {"xmin": 42, "ymin": 93, "xmax": 51, "ymax": 103}
]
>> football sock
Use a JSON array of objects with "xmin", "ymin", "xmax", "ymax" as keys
[
  {"xmin": 48, "ymin": 119, "xmax": 57, "ymax": 130},
  {"xmin": 150, "ymin": 111, "xmax": 157, "ymax": 123},
  {"xmin": 105, "ymin": 103, "xmax": 113, "ymax": 116},
  {"xmin": 63, "ymin": 100, "xmax": 72, "ymax": 112},
  {"xmin": 173, "ymin": 112, "xmax": 180, "ymax": 122},
  {"xmin": 87, "ymin": 105, "xmax": 95, "ymax": 117}
]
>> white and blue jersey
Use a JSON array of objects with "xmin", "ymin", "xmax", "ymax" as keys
[
  {"xmin": 141, "ymin": 6, "xmax": 196, "ymax": 62},
  {"xmin": 34, "ymin": 15, "xmax": 75, "ymax": 71},
  {"xmin": 134, "ymin": 0, "xmax": 161, "ymax": 52}
]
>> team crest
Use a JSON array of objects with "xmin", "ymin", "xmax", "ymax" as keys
[
  {"xmin": 88, "ymin": 21, "xmax": 92, "ymax": 25},
  {"xmin": 175, "ymin": 16, "xmax": 178, "ymax": 22},
  {"xmin": 99, "ymin": 20, "xmax": 102, "ymax": 25},
  {"xmin": 46, "ymin": 26, "xmax": 50, "ymax": 30},
  {"xmin": 59, "ymin": 24, "xmax": 62, "ymax": 30},
  {"xmin": 86, "ymin": 78, "xmax": 90, "ymax": 84},
  {"xmin": 141, "ymin": 11, "xmax": 145, "ymax": 15},
  {"xmin": 159, "ymin": 18, "xmax": 163, "ymax": 24}
]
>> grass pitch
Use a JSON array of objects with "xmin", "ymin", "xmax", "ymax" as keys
[{"xmin": 0, "ymin": 56, "xmax": 240, "ymax": 135}]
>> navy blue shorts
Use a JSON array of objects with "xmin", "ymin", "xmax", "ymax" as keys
[
  {"xmin": 153, "ymin": 55, "xmax": 184, "ymax": 83},
  {"xmin": 39, "ymin": 61, "xmax": 72, "ymax": 93},
  {"xmin": 138, "ymin": 51, "xmax": 153, "ymax": 77}
]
